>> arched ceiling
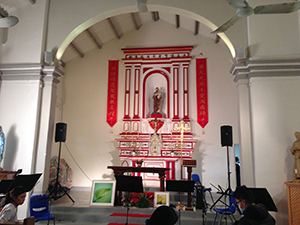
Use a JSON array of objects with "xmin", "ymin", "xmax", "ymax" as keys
[{"xmin": 59, "ymin": 11, "xmax": 226, "ymax": 65}]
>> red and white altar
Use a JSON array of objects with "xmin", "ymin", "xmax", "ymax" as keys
[{"xmin": 116, "ymin": 46, "xmax": 198, "ymax": 186}]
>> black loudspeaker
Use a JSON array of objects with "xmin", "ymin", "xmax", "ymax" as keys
[
  {"xmin": 55, "ymin": 123, "xmax": 67, "ymax": 142},
  {"xmin": 196, "ymin": 187, "xmax": 206, "ymax": 210},
  {"xmin": 221, "ymin": 125, "xmax": 232, "ymax": 147}
]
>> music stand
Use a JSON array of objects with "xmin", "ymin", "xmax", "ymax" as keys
[
  {"xmin": 166, "ymin": 180, "xmax": 195, "ymax": 225},
  {"xmin": 249, "ymin": 188, "xmax": 278, "ymax": 212},
  {"xmin": 7, "ymin": 173, "xmax": 42, "ymax": 192},
  {"xmin": 0, "ymin": 180, "xmax": 13, "ymax": 194},
  {"xmin": 0, "ymin": 180, "xmax": 13, "ymax": 206},
  {"xmin": 115, "ymin": 175, "xmax": 143, "ymax": 225}
]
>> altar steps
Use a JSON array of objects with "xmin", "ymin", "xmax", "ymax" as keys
[
  {"xmin": 46, "ymin": 187, "xmax": 241, "ymax": 225},
  {"xmin": 50, "ymin": 205, "xmax": 218, "ymax": 225}
]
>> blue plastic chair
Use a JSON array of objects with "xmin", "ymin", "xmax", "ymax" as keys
[
  {"xmin": 29, "ymin": 194, "xmax": 55, "ymax": 225},
  {"xmin": 213, "ymin": 192, "xmax": 237, "ymax": 225},
  {"xmin": 191, "ymin": 174, "xmax": 214, "ymax": 204}
]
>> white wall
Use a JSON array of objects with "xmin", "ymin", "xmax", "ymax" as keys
[
  {"xmin": 0, "ymin": 0, "xmax": 47, "ymax": 64},
  {"xmin": 0, "ymin": 79, "xmax": 41, "ymax": 219},
  {"xmin": 55, "ymin": 20, "xmax": 239, "ymax": 189},
  {"xmin": 248, "ymin": 0, "xmax": 300, "ymax": 60},
  {"xmin": 250, "ymin": 76, "xmax": 300, "ymax": 223}
]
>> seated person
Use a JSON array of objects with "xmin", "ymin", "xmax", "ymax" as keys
[
  {"xmin": 0, "ymin": 186, "xmax": 26, "ymax": 221},
  {"xmin": 146, "ymin": 205, "xmax": 178, "ymax": 225},
  {"xmin": 233, "ymin": 185, "xmax": 275, "ymax": 225}
]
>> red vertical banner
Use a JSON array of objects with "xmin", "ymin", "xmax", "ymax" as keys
[
  {"xmin": 196, "ymin": 58, "xmax": 208, "ymax": 129},
  {"xmin": 106, "ymin": 60, "xmax": 119, "ymax": 127}
]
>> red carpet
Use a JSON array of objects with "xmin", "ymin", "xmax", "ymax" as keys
[{"xmin": 110, "ymin": 213, "xmax": 151, "ymax": 218}]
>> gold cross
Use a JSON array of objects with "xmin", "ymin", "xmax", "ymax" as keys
[{"xmin": 174, "ymin": 121, "xmax": 189, "ymax": 141}]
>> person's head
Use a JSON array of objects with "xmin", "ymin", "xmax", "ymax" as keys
[
  {"xmin": 148, "ymin": 205, "xmax": 178, "ymax": 225},
  {"xmin": 295, "ymin": 131, "xmax": 300, "ymax": 140},
  {"xmin": 233, "ymin": 185, "xmax": 255, "ymax": 211},
  {"xmin": 5, "ymin": 186, "xmax": 26, "ymax": 207}
]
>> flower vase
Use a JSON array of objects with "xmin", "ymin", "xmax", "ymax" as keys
[
  {"xmin": 171, "ymin": 152, "xmax": 174, "ymax": 157},
  {"xmin": 137, "ymin": 164, "xmax": 142, "ymax": 167}
]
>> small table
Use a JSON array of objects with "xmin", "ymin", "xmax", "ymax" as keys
[
  {"xmin": 107, "ymin": 166, "xmax": 170, "ymax": 191},
  {"xmin": 183, "ymin": 160, "xmax": 197, "ymax": 210}
]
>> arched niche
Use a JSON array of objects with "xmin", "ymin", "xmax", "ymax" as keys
[{"xmin": 143, "ymin": 70, "xmax": 170, "ymax": 119}]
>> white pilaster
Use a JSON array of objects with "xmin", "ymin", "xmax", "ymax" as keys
[{"xmin": 0, "ymin": 64, "xmax": 63, "ymax": 219}]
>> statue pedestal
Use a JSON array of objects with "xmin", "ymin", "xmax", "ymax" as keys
[
  {"xmin": 285, "ymin": 181, "xmax": 300, "ymax": 225},
  {"xmin": 151, "ymin": 113, "xmax": 162, "ymax": 118}
]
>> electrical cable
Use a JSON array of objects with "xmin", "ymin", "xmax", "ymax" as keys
[{"xmin": 63, "ymin": 143, "xmax": 92, "ymax": 182}]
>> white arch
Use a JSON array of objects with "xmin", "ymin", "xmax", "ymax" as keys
[{"xmin": 56, "ymin": 5, "xmax": 236, "ymax": 61}]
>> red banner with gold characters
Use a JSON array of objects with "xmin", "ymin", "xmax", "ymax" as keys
[
  {"xmin": 106, "ymin": 60, "xmax": 119, "ymax": 127},
  {"xmin": 196, "ymin": 58, "xmax": 208, "ymax": 129}
]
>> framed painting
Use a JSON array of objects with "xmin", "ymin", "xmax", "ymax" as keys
[
  {"xmin": 89, "ymin": 180, "xmax": 116, "ymax": 207},
  {"xmin": 154, "ymin": 191, "xmax": 170, "ymax": 207}
]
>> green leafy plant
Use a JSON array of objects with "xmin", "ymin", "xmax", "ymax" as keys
[{"xmin": 136, "ymin": 192, "xmax": 152, "ymax": 208}]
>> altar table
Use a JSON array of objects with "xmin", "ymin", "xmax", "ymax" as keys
[{"xmin": 107, "ymin": 166, "xmax": 170, "ymax": 191}]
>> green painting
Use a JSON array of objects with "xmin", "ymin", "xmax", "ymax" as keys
[
  {"xmin": 90, "ymin": 180, "xmax": 116, "ymax": 206},
  {"xmin": 93, "ymin": 183, "xmax": 113, "ymax": 203}
]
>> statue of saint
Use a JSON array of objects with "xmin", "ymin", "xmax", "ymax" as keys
[
  {"xmin": 152, "ymin": 87, "xmax": 162, "ymax": 113},
  {"xmin": 0, "ymin": 126, "xmax": 5, "ymax": 169},
  {"xmin": 291, "ymin": 131, "xmax": 300, "ymax": 182}
]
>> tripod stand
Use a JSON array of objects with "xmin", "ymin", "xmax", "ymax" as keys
[
  {"xmin": 210, "ymin": 145, "xmax": 232, "ymax": 210},
  {"xmin": 48, "ymin": 141, "xmax": 74, "ymax": 203}
]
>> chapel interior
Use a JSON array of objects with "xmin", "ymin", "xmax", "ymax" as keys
[{"xmin": 1, "ymin": 0, "xmax": 300, "ymax": 224}]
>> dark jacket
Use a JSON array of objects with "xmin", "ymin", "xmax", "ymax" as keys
[
  {"xmin": 236, "ymin": 203, "xmax": 275, "ymax": 225},
  {"xmin": 147, "ymin": 206, "xmax": 178, "ymax": 225}
]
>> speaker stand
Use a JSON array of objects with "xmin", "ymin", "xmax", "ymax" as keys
[
  {"xmin": 48, "ymin": 141, "xmax": 75, "ymax": 203},
  {"xmin": 210, "ymin": 145, "xmax": 232, "ymax": 210}
]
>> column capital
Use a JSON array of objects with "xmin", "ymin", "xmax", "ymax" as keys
[
  {"xmin": 230, "ymin": 58, "xmax": 300, "ymax": 82},
  {"xmin": 0, "ymin": 63, "xmax": 64, "ymax": 83}
]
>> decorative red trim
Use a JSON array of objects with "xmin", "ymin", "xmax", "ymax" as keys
[
  {"xmin": 142, "ymin": 70, "xmax": 170, "ymax": 118},
  {"xmin": 183, "ymin": 65, "xmax": 190, "ymax": 119},
  {"xmin": 106, "ymin": 60, "xmax": 119, "ymax": 127},
  {"xmin": 122, "ymin": 46, "xmax": 194, "ymax": 54},
  {"xmin": 123, "ymin": 59, "xmax": 193, "ymax": 64},
  {"xmin": 173, "ymin": 66, "xmax": 179, "ymax": 119},
  {"xmin": 166, "ymin": 161, "xmax": 170, "ymax": 180},
  {"xmin": 123, "ymin": 67, "xmax": 131, "ymax": 119},
  {"xmin": 163, "ymin": 67, "xmax": 171, "ymax": 73},
  {"xmin": 171, "ymin": 161, "xmax": 175, "ymax": 180},
  {"xmin": 133, "ymin": 66, "xmax": 141, "ymax": 118},
  {"xmin": 143, "ymin": 67, "xmax": 152, "ymax": 74}
]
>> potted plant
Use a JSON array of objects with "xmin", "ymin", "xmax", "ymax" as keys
[
  {"xmin": 132, "ymin": 149, "xmax": 137, "ymax": 156},
  {"xmin": 170, "ymin": 149, "xmax": 175, "ymax": 157},
  {"xmin": 121, "ymin": 192, "xmax": 134, "ymax": 207},
  {"xmin": 136, "ymin": 159, "xmax": 143, "ymax": 167},
  {"xmin": 136, "ymin": 192, "xmax": 152, "ymax": 208}
]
